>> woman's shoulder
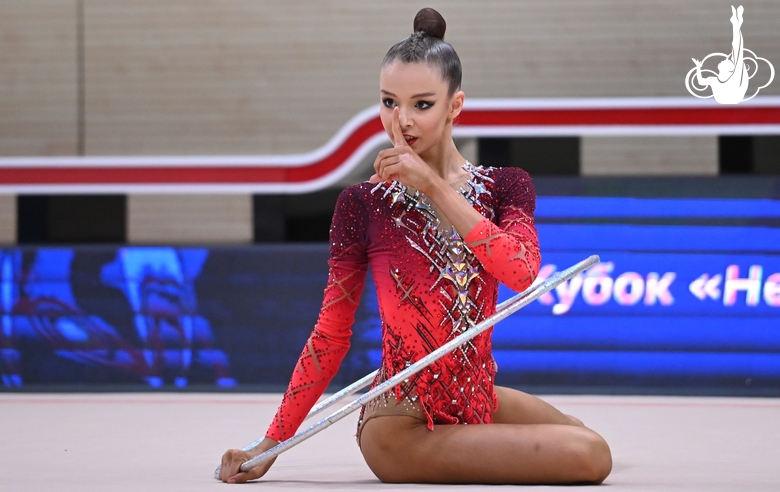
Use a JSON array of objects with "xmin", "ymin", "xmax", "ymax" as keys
[
  {"xmin": 479, "ymin": 166, "xmax": 536, "ymax": 213},
  {"xmin": 330, "ymin": 182, "xmax": 378, "ymax": 249},
  {"xmin": 336, "ymin": 181, "xmax": 377, "ymax": 206},
  {"xmin": 482, "ymin": 165, "xmax": 533, "ymax": 186},
  {"xmin": 479, "ymin": 166, "xmax": 534, "ymax": 196},
  {"xmin": 332, "ymin": 182, "xmax": 387, "ymax": 227}
]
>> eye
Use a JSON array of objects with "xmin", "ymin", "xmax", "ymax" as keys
[
  {"xmin": 382, "ymin": 98, "xmax": 397, "ymax": 108},
  {"xmin": 415, "ymin": 100, "xmax": 433, "ymax": 110}
]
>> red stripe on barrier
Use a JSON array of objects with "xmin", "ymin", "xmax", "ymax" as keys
[
  {"xmin": 0, "ymin": 117, "xmax": 385, "ymax": 185},
  {"xmin": 459, "ymin": 107, "xmax": 780, "ymax": 126},
  {"xmin": 1, "ymin": 105, "xmax": 778, "ymax": 186}
]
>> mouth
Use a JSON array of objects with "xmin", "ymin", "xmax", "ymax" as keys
[{"xmin": 403, "ymin": 134, "xmax": 418, "ymax": 145}]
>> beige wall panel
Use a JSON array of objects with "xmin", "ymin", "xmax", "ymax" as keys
[
  {"xmin": 581, "ymin": 136, "xmax": 718, "ymax": 176},
  {"xmin": 84, "ymin": 1, "xmax": 395, "ymax": 155},
  {"xmin": 0, "ymin": 1, "xmax": 78, "ymax": 155},
  {"xmin": 84, "ymin": 1, "xmax": 780, "ymax": 157},
  {"xmin": 127, "ymin": 194, "xmax": 252, "ymax": 244},
  {"xmin": 0, "ymin": 195, "xmax": 17, "ymax": 244},
  {"xmin": 458, "ymin": 0, "xmax": 779, "ymax": 99}
]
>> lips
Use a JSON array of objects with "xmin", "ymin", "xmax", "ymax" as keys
[{"xmin": 404, "ymin": 135, "xmax": 418, "ymax": 146}]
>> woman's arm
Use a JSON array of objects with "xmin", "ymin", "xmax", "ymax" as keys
[
  {"xmin": 266, "ymin": 187, "xmax": 369, "ymax": 441},
  {"xmin": 461, "ymin": 168, "xmax": 541, "ymax": 292},
  {"xmin": 373, "ymin": 107, "xmax": 484, "ymax": 237},
  {"xmin": 400, "ymin": 168, "xmax": 540, "ymax": 292},
  {"xmin": 372, "ymin": 109, "xmax": 540, "ymax": 291},
  {"xmin": 402, "ymin": 166, "xmax": 541, "ymax": 293},
  {"xmin": 219, "ymin": 187, "xmax": 368, "ymax": 484},
  {"xmin": 425, "ymin": 176, "xmax": 487, "ymax": 239}
]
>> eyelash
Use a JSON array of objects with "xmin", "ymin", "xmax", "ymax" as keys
[{"xmin": 382, "ymin": 99, "xmax": 434, "ymax": 110}]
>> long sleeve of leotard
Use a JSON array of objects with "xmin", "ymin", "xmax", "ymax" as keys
[
  {"xmin": 266, "ymin": 187, "xmax": 368, "ymax": 442},
  {"xmin": 464, "ymin": 168, "xmax": 541, "ymax": 293}
]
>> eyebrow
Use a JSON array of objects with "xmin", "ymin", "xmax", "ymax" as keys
[{"xmin": 381, "ymin": 90, "xmax": 437, "ymax": 98}]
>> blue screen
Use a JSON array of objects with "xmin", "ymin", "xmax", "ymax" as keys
[
  {"xmin": 492, "ymin": 197, "xmax": 780, "ymax": 387},
  {"xmin": 359, "ymin": 197, "xmax": 780, "ymax": 389},
  {"xmin": 2, "ymin": 196, "xmax": 779, "ymax": 392}
]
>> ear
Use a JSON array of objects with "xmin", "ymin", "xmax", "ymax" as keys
[{"xmin": 448, "ymin": 90, "xmax": 465, "ymax": 121}]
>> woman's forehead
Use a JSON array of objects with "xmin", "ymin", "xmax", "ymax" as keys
[{"xmin": 380, "ymin": 61, "xmax": 446, "ymax": 94}]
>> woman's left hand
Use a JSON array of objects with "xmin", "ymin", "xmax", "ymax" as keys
[
  {"xmin": 218, "ymin": 437, "xmax": 279, "ymax": 483},
  {"xmin": 369, "ymin": 107, "xmax": 439, "ymax": 194}
]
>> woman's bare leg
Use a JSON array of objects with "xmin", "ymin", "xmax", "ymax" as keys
[
  {"xmin": 493, "ymin": 385, "xmax": 584, "ymax": 426},
  {"xmin": 359, "ymin": 415, "xmax": 612, "ymax": 484}
]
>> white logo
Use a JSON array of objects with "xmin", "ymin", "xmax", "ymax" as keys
[{"xmin": 685, "ymin": 5, "xmax": 774, "ymax": 104}]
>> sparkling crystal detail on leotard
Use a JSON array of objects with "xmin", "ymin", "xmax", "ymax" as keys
[{"xmin": 266, "ymin": 165, "xmax": 541, "ymax": 442}]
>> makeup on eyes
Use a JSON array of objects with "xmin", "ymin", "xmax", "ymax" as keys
[{"xmin": 381, "ymin": 98, "xmax": 435, "ymax": 110}]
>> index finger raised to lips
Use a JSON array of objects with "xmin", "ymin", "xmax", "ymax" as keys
[{"xmin": 391, "ymin": 107, "xmax": 407, "ymax": 148}]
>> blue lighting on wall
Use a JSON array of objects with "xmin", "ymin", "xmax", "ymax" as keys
[{"xmin": 2, "ymin": 196, "xmax": 779, "ymax": 391}]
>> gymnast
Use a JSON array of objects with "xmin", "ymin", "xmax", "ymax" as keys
[
  {"xmin": 219, "ymin": 8, "xmax": 612, "ymax": 484},
  {"xmin": 692, "ymin": 5, "xmax": 748, "ymax": 104}
]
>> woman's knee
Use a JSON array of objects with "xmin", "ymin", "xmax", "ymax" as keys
[{"xmin": 570, "ymin": 430, "xmax": 612, "ymax": 483}]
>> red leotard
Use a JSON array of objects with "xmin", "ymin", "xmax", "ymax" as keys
[{"xmin": 266, "ymin": 165, "xmax": 541, "ymax": 441}]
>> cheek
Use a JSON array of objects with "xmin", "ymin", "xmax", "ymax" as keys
[
  {"xmin": 420, "ymin": 112, "xmax": 447, "ymax": 135},
  {"xmin": 379, "ymin": 113, "xmax": 393, "ymax": 136}
]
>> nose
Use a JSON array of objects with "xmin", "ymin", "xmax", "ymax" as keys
[{"xmin": 398, "ymin": 107, "xmax": 412, "ymax": 129}]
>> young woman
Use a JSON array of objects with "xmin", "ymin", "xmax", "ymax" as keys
[{"xmin": 220, "ymin": 8, "xmax": 612, "ymax": 485}]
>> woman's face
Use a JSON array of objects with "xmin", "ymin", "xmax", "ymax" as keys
[{"xmin": 379, "ymin": 61, "xmax": 462, "ymax": 156}]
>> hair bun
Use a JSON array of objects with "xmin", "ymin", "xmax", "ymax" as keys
[{"xmin": 413, "ymin": 8, "xmax": 446, "ymax": 40}]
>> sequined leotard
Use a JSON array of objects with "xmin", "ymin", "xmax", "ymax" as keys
[{"xmin": 266, "ymin": 164, "xmax": 541, "ymax": 442}]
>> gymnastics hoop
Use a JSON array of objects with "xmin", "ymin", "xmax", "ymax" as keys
[
  {"xmin": 215, "ymin": 254, "xmax": 600, "ymax": 478},
  {"xmin": 230, "ymin": 272, "xmax": 549, "ymax": 455}
]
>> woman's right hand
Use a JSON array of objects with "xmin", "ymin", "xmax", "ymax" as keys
[
  {"xmin": 218, "ymin": 437, "xmax": 279, "ymax": 483},
  {"xmin": 369, "ymin": 107, "xmax": 439, "ymax": 195}
]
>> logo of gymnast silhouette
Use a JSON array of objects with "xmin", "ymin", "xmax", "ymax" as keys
[{"xmin": 685, "ymin": 5, "xmax": 774, "ymax": 104}]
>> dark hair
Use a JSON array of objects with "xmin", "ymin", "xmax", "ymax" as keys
[{"xmin": 382, "ymin": 8, "xmax": 462, "ymax": 95}]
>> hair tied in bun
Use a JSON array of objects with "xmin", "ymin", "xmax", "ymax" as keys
[
  {"xmin": 413, "ymin": 8, "xmax": 446, "ymax": 40},
  {"xmin": 383, "ymin": 7, "xmax": 461, "ymax": 95}
]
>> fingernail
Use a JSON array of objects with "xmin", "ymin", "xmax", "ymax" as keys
[{"xmin": 228, "ymin": 478, "xmax": 235, "ymax": 483}]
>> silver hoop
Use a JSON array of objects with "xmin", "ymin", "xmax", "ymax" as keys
[{"xmin": 215, "ymin": 254, "xmax": 599, "ymax": 478}]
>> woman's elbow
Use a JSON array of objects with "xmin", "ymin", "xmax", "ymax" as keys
[{"xmin": 503, "ymin": 268, "xmax": 538, "ymax": 293}]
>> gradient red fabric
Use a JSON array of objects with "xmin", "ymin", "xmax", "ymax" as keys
[{"xmin": 266, "ymin": 166, "xmax": 540, "ymax": 441}]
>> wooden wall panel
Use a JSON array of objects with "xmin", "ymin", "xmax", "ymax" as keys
[
  {"xmin": 84, "ymin": 1, "xmax": 393, "ymax": 155},
  {"xmin": 2, "ymin": 2, "xmax": 775, "ymax": 162},
  {"xmin": 83, "ymin": 0, "xmax": 780, "ymax": 156},
  {"xmin": 581, "ymin": 136, "xmax": 718, "ymax": 176},
  {"xmin": 0, "ymin": 195, "xmax": 16, "ymax": 244},
  {"xmin": 0, "ymin": 1, "xmax": 78, "ymax": 156},
  {"xmin": 127, "ymin": 194, "xmax": 252, "ymax": 244},
  {"xmin": 457, "ymin": 0, "xmax": 779, "ymax": 99}
]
